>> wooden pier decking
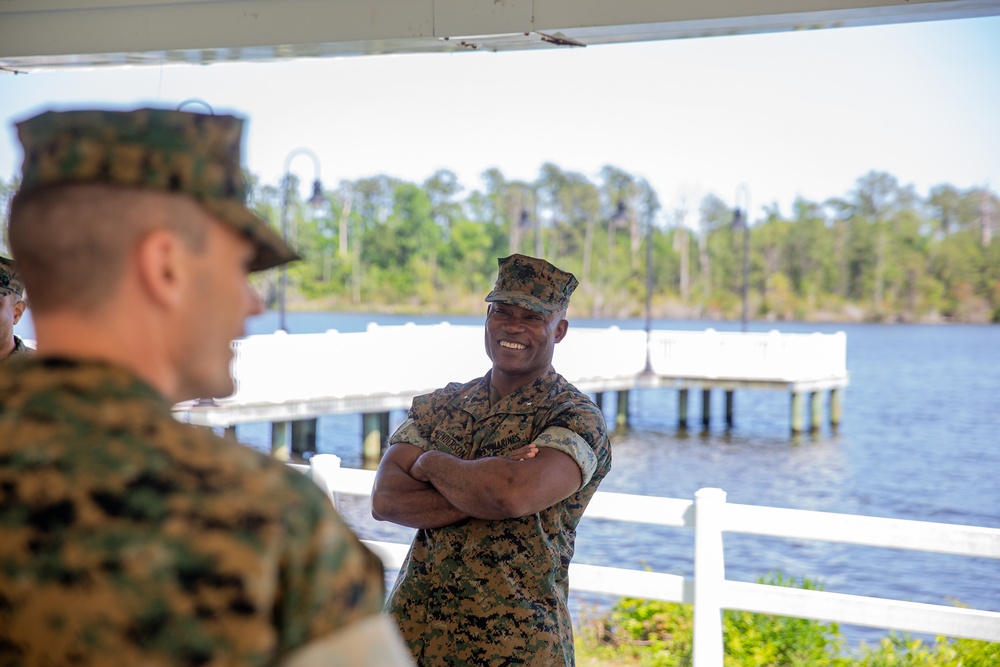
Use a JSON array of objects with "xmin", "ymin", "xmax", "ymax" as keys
[{"xmin": 172, "ymin": 324, "xmax": 849, "ymax": 461}]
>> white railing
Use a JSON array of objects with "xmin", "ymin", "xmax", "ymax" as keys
[
  {"xmin": 297, "ymin": 455, "xmax": 1000, "ymax": 667},
  {"xmin": 225, "ymin": 325, "xmax": 848, "ymax": 406},
  {"xmin": 646, "ymin": 329, "xmax": 848, "ymax": 382}
]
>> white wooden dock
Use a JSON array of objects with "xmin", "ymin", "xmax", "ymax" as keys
[{"xmin": 173, "ymin": 324, "xmax": 849, "ymax": 455}]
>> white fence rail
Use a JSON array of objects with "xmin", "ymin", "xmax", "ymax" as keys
[{"xmin": 297, "ymin": 455, "xmax": 1000, "ymax": 667}]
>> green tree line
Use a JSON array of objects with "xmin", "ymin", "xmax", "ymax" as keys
[{"xmin": 4, "ymin": 167, "xmax": 998, "ymax": 322}]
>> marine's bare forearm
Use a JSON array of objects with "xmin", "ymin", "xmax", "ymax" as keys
[
  {"xmin": 373, "ymin": 474, "xmax": 468, "ymax": 529},
  {"xmin": 413, "ymin": 442, "xmax": 582, "ymax": 520},
  {"xmin": 411, "ymin": 450, "xmax": 539, "ymax": 520},
  {"xmin": 371, "ymin": 443, "xmax": 469, "ymax": 529}
]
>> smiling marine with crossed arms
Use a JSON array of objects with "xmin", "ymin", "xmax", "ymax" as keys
[{"xmin": 372, "ymin": 253, "xmax": 612, "ymax": 666}]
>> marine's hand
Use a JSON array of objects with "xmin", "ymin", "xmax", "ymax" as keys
[
  {"xmin": 508, "ymin": 443, "xmax": 539, "ymax": 461},
  {"xmin": 409, "ymin": 455, "xmax": 431, "ymax": 483}
]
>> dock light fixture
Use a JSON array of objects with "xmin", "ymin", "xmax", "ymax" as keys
[
  {"xmin": 732, "ymin": 183, "xmax": 751, "ymax": 333},
  {"xmin": 175, "ymin": 98, "xmax": 215, "ymax": 114},
  {"xmin": 607, "ymin": 198, "xmax": 629, "ymax": 258},
  {"xmin": 639, "ymin": 184, "xmax": 660, "ymax": 375},
  {"xmin": 643, "ymin": 203, "xmax": 654, "ymax": 374},
  {"xmin": 279, "ymin": 147, "xmax": 324, "ymax": 333}
]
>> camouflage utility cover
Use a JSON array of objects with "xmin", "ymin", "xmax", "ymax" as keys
[
  {"xmin": 0, "ymin": 358, "xmax": 385, "ymax": 666},
  {"xmin": 485, "ymin": 254, "xmax": 579, "ymax": 315},
  {"xmin": 386, "ymin": 368, "xmax": 611, "ymax": 666},
  {"xmin": 0, "ymin": 256, "xmax": 24, "ymax": 296},
  {"xmin": 14, "ymin": 108, "xmax": 297, "ymax": 272}
]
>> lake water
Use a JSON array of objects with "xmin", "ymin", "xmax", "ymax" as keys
[
  {"xmin": 231, "ymin": 312, "xmax": 1000, "ymax": 646},
  {"xmin": 15, "ymin": 312, "xmax": 999, "ymax": 643}
]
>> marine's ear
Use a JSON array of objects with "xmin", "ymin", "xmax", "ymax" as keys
[
  {"xmin": 134, "ymin": 228, "xmax": 189, "ymax": 311},
  {"xmin": 11, "ymin": 299, "xmax": 26, "ymax": 324},
  {"xmin": 554, "ymin": 317, "xmax": 569, "ymax": 344}
]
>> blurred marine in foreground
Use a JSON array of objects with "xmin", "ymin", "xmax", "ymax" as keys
[{"xmin": 0, "ymin": 108, "xmax": 410, "ymax": 666}]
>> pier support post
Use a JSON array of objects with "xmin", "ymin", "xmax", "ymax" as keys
[
  {"xmin": 224, "ymin": 425, "xmax": 237, "ymax": 442},
  {"xmin": 678, "ymin": 389, "xmax": 689, "ymax": 429},
  {"xmin": 291, "ymin": 418, "xmax": 318, "ymax": 462},
  {"xmin": 594, "ymin": 392, "xmax": 604, "ymax": 411},
  {"xmin": 809, "ymin": 392, "xmax": 822, "ymax": 433},
  {"xmin": 702, "ymin": 389, "xmax": 711, "ymax": 428},
  {"xmin": 616, "ymin": 391, "xmax": 629, "ymax": 430},
  {"xmin": 271, "ymin": 421, "xmax": 290, "ymax": 461},
  {"xmin": 829, "ymin": 388, "xmax": 843, "ymax": 428},
  {"xmin": 791, "ymin": 393, "xmax": 805, "ymax": 434},
  {"xmin": 362, "ymin": 413, "xmax": 383, "ymax": 465},
  {"xmin": 725, "ymin": 390, "xmax": 735, "ymax": 428}
]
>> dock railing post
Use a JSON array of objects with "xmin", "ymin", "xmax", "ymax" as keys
[
  {"xmin": 291, "ymin": 418, "xmax": 317, "ymax": 461},
  {"xmin": 362, "ymin": 413, "xmax": 384, "ymax": 466},
  {"xmin": 830, "ymin": 388, "xmax": 843, "ymax": 429},
  {"xmin": 678, "ymin": 389, "xmax": 689, "ymax": 429},
  {"xmin": 790, "ymin": 392, "xmax": 805, "ymax": 434},
  {"xmin": 616, "ymin": 390, "xmax": 629, "ymax": 430},
  {"xmin": 271, "ymin": 421, "xmax": 290, "ymax": 461},
  {"xmin": 701, "ymin": 389, "xmax": 711, "ymax": 429},
  {"xmin": 810, "ymin": 392, "xmax": 822, "ymax": 433},
  {"xmin": 693, "ymin": 487, "xmax": 727, "ymax": 667}
]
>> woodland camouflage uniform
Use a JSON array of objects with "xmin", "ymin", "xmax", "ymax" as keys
[
  {"xmin": 0, "ymin": 359, "xmax": 385, "ymax": 666},
  {"xmin": 386, "ymin": 254, "xmax": 612, "ymax": 666},
  {"xmin": 0, "ymin": 108, "xmax": 386, "ymax": 666}
]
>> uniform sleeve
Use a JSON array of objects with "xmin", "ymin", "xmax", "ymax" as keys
[
  {"xmin": 532, "ymin": 426, "xmax": 599, "ymax": 489},
  {"xmin": 388, "ymin": 417, "xmax": 431, "ymax": 450},
  {"xmin": 534, "ymin": 396, "xmax": 609, "ymax": 490},
  {"xmin": 388, "ymin": 384, "xmax": 463, "ymax": 451}
]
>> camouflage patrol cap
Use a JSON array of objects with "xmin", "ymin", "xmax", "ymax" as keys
[
  {"xmin": 0, "ymin": 256, "xmax": 24, "ymax": 297},
  {"xmin": 485, "ymin": 253, "xmax": 578, "ymax": 315},
  {"xmin": 14, "ymin": 108, "xmax": 297, "ymax": 272}
]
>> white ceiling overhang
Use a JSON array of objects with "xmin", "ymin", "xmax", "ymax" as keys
[{"xmin": 2, "ymin": 0, "xmax": 999, "ymax": 73}]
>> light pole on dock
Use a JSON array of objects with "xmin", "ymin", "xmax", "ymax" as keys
[
  {"xmin": 279, "ymin": 148, "xmax": 325, "ymax": 333},
  {"xmin": 732, "ymin": 183, "xmax": 751, "ymax": 333},
  {"xmin": 642, "ymin": 187, "xmax": 658, "ymax": 375}
]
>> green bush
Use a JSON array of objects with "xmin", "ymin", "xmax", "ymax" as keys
[
  {"xmin": 577, "ymin": 596, "xmax": 693, "ymax": 667},
  {"xmin": 853, "ymin": 632, "xmax": 1000, "ymax": 667},
  {"xmin": 574, "ymin": 573, "xmax": 998, "ymax": 667},
  {"xmin": 722, "ymin": 573, "xmax": 848, "ymax": 667}
]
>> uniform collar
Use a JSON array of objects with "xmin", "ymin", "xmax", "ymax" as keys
[
  {"xmin": 0, "ymin": 356, "xmax": 170, "ymax": 411},
  {"xmin": 452, "ymin": 368, "xmax": 560, "ymax": 419}
]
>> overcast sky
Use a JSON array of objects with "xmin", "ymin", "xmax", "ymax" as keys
[{"xmin": 2, "ymin": 15, "xmax": 998, "ymax": 227}]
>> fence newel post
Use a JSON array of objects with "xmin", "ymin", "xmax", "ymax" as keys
[
  {"xmin": 693, "ymin": 487, "xmax": 727, "ymax": 667},
  {"xmin": 308, "ymin": 453, "xmax": 343, "ymax": 510}
]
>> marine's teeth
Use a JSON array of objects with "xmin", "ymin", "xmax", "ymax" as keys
[{"xmin": 500, "ymin": 341, "xmax": 526, "ymax": 350}]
